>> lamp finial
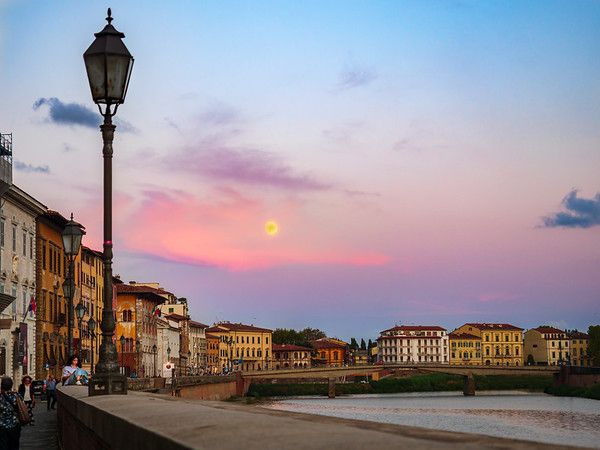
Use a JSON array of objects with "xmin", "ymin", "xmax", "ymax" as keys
[{"xmin": 106, "ymin": 8, "xmax": 113, "ymax": 25}]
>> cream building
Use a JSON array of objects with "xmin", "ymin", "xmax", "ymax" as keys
[
  {"xmin": 454, "ymin": 323, "xmax": 523, "ymax": 366},
  {"xmin": 377, "ymin": 325, "xmax": 449, "ymax": 364},
  {"xmin": 524, "ymin": 326, "xmax": 569, "ymax": 366},
  {"xmin": 0, "ymin": 185, "xmax": 45, "ymax": 380},
  {"xmin": 568, "ymin": 331, "xmax": 590, "ymax": 367},
  {"xmin": 206, "ymin": 322, "xmax": 272, "ymax": 372},
  {"xmin": 449, "ymin": 331, "xmax": 482, "ymax": 365},
  {"xmin": 189, "ymin": 320, "xmax": 208, "ymax": 374}
]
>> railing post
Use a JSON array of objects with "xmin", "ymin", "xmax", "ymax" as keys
[{"xmin": 328, "ymin": 377, "xmax": 336, "ymax": 399}]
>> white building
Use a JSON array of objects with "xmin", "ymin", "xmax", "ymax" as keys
[
  {"xmin": 377, "ymin": 325, "xmax": 449, "ymax": 364},
  {"xmin": 0, "ymin": 185, "xmax": 45, "ymax": 380},
  {"xmin": 157, "ymin": 316, "xmax": 180, "ymax": 377}
]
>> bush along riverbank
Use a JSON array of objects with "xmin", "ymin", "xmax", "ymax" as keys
[
  {"xmin": 544, "ymin": 383, "xmax": 600, "ymax": 400},
  {"xmin": 247, "ymin": 373, "xmax": 554, "ymax": 397}
]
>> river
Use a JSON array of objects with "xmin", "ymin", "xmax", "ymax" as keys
[{"xmin": 265, "ymin": 391, "xmax": 600, "ymax": 448}]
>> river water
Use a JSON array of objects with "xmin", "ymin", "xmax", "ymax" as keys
[{"xmin": 265, "ymin": 391, "xmax": 600, "ymax": 448}]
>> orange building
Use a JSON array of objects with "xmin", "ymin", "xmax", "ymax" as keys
[
  {"xmin": 35, "ymin": 211, "xmax": 83, "ymax": 379},
  {"xmin": 312, "ymin": 338, "xmax": 347, "ymax": 367},
  {"xmin": 115, "ymin": 283, "xmax": 165, "ymax": 377},
  {"xmin": 206, "ymin": 333, "xmax": 220, "ymax": 374},
  {"xmin": 78, "ymin": 246, "xmax": 104, "ymax": 373}
]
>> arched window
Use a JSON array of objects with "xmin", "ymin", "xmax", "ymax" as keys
[{"xmin": 122, "ymin": 309, "xmax": 132, "ymax": 322}]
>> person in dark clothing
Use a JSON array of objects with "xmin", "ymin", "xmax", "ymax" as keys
[
  {"xmin": 0, "ymin": 376, "xmax": 21, "ymax": 450},
  {"xmin": 17, "ymin": 376, "xmax": 35, "ymax": 425},
  {"xmin": 45, "ymin": 375, "xmax": 57, "ymax": 410}
]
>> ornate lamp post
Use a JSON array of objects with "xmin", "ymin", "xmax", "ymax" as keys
[
  {"xmin": 119, "ymin": 335, "xmax": 126, "ymax": 375},
  {"xmin": 88, "ymin": 317, "xmax": 96, "ymax": 373},
  {"xmin": 61, "ymin": 214, "xmax": 85, "ymax": 357},
  {"xmin": 152, "ymin": 344, "xmax": 157, "ymax": 377},
  {"xmin": 75, "ymin": 302, "xmax": 86, "ymax": 358},
  {"xmin": 85, "ymin": 8, "xmax": 133, "ymax": 396}
]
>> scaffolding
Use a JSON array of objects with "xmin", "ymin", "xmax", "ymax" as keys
[{"xmin": 0, "ymin": 133, "xmax": 13, "ymax": 197}]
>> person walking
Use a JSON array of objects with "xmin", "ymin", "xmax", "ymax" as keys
[
  {"xmin": 45, "ymin": 375, "xmax": 57, "ymax": 410},
  {"xmin": 0, "ymin": 377, "xmax": 22, "ymax": 450},
  {"xmin": 17, "ymin": 376, "xmax": 35, "ymax": 426}
]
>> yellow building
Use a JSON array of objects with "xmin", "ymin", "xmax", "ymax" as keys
[
  {"xmin": 79, "ymin": 246, "xmax": 104, "ymax": 373},
  {"xmin": 524, "ymin": 326, "xmax": 569, "ymax": 366},
  {"xmin": 568, "ymin": 331, "xmax": 590, "ymax": 367},
  {"xmin": 35, "ymin": 211, "xmax": 83, "ymax": 379},
  {"xmin": 449, "ymin": 331, "xmax": 482, "ymax": 365},
  {"xmin": 454, "ymin": 323, "xmax": 524, "ymax": 366},
  {"xmin": 206, "ymin": 333, "xmax": 220, "ymax": 374},
  {"xmin": 205, "ymin": 322, "xmax": 272, "ymax": 372}
]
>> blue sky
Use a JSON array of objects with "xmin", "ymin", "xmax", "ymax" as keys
[{"xmin": 1, "ymin": 1, "xmax": 599, "ymax": 340}]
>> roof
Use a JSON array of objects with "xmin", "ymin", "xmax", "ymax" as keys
[
  {"xmin": 205, "ymin": 333, "xmax": 220, "ymax": 340},
  {"xmin": 378, "ymin": 335, "xmax": 442, "ymax": 340},
  {"xmin": 465, "ymin": 323, "xmax": 523, "ymax": 331},
  {"xmin": 568, "ymin": 331, "xmax": 589, "ymax": 339},
  {"xmin": 272, "ymin": 344, "xmax": 313, "ymax": 352},
  {"xmin": 115, "ymin": 284, "xmax": 165, "ymax": 303},
  {"xmin": 449, "ymin": 332, "xmax": 480, "ymax": 340},
  {"xmin": 189, "ymin": 320, "xmax": 209, "ymax": 329},
  {"xmin": 533, "ymin": 326, "xmax": 566, "ymax": 335},
  {"xmin": 207, "ymin": 322, "xmax": 272, "ymax": 333},
  {"xmin": 82, "ymin": 246, "xmax": 103, "ymax": 259},
  {"xmin": 381, "ymin": 325, "xmax": 446, "ymax": 333},
  {"xmin": 312, "ymin": 338, "xmax": 347, "ymax": 350},
  {"xmin": 165, "ymin": 313, "xmax": 188, "ymax": 322},
  {"xmin": 42, "ymin": 210, "xmax": 85, "ymax": 231}
]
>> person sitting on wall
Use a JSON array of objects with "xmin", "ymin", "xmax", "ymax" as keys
[
  {"xmin": 0, "ymin": 377, "xmax": 22, "ymax": 449},
  {"xmin": 62, "ymin": 355, "xmax": 90, "ymax": 386}
]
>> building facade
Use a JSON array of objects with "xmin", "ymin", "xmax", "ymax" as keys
[
  {"xmin": 35, "ymin": 210, "xmax": 83, "ymax": 379},
  {"xmin": 78, "ymin": 246, "xmax": 104, "ymax": 373},
  {"xmin": 189, "ymin": 320, "xmax": 208, "ymax": 374},
  {"xmin": 524, "ymin": 326, "xmax": 569, "ymax": 366},
  {"xmin": 206, "ymin": 333, "xmax": 220, "ymax": 374},
  {"xmin": 115, "ymin": 283, "xmax": 165, "ymax": 377},
  {"xmin": 205, "ymin": 322, "xmax": 272, "ymax": 372},
  {"xmin": 568, "ymin": 331, "xmax": 590, "ymax": 367},
  {"xmin": 449, "ymin": 331, "xmax": 482, "ymax": 365},
  {"xmin": 454, "ymin": 323, "xmax": 523, "ymax": 366},
  {"xmin": 312, "ymin": 338, "xmax": 348, "ymax": 366},
  {"xmin": 377, "ymin": 326, "xmax": 448, "ymax": 364},
  {"xmin": 0, "ymin": 186, "xmax": 45, "ymax": 380},
  {"xmin": 272, "ymin": 344, "xmax": 312, "ymax": 369}
]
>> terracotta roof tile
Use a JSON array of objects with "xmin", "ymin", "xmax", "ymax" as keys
[
  {"xmin": 465, "ymin": 323, "xmax": 523, "ymax": 331},
  {"xmin": 381, "ymin": 325, "xmax": 447, "ymax": 333},
  {"xmin": 208, "ymin": 322, "xmax": 272, "ymax": 333},
  {"xmin": 449, "ymin": 332, "xmax": 480, "ymax": 340},
  {"xmin": 312, "ymin": 338, "xmax": 347, "ymax": 349},
  {"xmin": 533, "ymin": 326, "xmax": 566, "ymax": 334},
  {"xmin": 189, "ymin": 320, "xmax": 209, "ymax": 329},
  {"xmin": 165, "ymin": 313, "xmax": 188, "ymax": 321}
]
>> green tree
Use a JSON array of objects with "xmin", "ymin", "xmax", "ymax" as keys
[
  {"xmin": 349, "ymin": 338, "xmax": 359, "ymax": 351},
  {"xmin": 368, "ymin": 339, "xmax": 376, "ymax": 349},
  {"xmin": 588, "ymin": 325, "xmax": 600, "ymax": 366},
  {"xmin": 299, "ymin": 327, "xmax": 327, "ymax": 346},
  {"xmin": 360, "ymin": 338, "xmax": 367, "ymax": 350},
  {"xmin": 273, "ymin": 328, "xmax": 301, "ymax": 345}
]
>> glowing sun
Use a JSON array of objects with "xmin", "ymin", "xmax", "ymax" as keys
[{"xmin": 265, "ymin": 221, "xmax": 279, "ymax": 236}]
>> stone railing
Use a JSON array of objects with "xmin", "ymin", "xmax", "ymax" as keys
[
  {"xmin": 56, "ymin": 385, "xmax": 575, "ymax": 450},
  {"xmin": 127, "ymin": 377, "xmax": 166, "ymax": 391}
]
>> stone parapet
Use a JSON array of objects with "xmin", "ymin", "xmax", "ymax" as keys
[{"xmin": 57, "ymin": 385, "xmax": 579, "ymax": 450}]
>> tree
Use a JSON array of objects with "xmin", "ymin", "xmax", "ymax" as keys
[
  {"xmin": 360, "ymin": 338, "xmax": 367, "ymax": 350},
  {"xmin": 299, "ymin": 327, "xmax": 326, "ymax": 345},
  {"xmin": 367, "ymin": 339, "xmax": 376, "ymax": 349},
  {"xmin": 588, "ymin": 325, "xmax": 600, "ymax": 366},
  {"xmin": 349, "ymin": 338, "xmax": 358, "ymax": 350},
  {"xmin": 273, "ymin": 328, "xmax": 301, "ymax": 345}
]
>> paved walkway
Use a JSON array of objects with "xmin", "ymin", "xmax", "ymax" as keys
[{"xmin": 19, "ymin": 400, "xmax": 58, "ymax": 449}]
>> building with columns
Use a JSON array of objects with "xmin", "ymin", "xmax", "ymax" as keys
[{"xmin": 455, "ymin": 323, "xmax": 523, "ymax": 366}]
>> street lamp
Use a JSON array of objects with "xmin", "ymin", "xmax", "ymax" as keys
[
  {"xmin": 75, "ymin": 302, "xmax": 86, "ymax": 358},
  {"xmin": 61, "ymin": 214, "xmax": 85, "ymax": 357},
  {"xmin": 85, "ymin": 8, "xmax": 133, "ymax": 396},
  {"xmin": 152, "ymin": 344, "xmax": 157, "ymax": 377},
  {"xmin": 119, "ymin": 335, "xmax": 126, "ymax": 375},
  {"xmin": 88, "ymin": 317, "xmax": 96, "ymax": 373}
]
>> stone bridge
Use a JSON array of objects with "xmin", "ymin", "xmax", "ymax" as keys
[{"xmin": 238, "ymin": 364, "xmax": 559, "ymax": 397}]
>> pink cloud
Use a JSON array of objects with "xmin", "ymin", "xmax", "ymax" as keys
[
  {"xmin": 113, "ymin": 188, "xmax": 389, "ymax": 271},
  {"xmin": 169, "ymin": 145, "xmax": 332, "ymax": 191}
]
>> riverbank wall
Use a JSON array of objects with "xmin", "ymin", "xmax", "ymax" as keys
[{"xmin": 248, "ymin": 373, "xmax": 553, "ymax": 397}]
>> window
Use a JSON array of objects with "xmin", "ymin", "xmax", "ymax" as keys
[
  {"xmin": 485, "ymin": 335, "xmax": 489, "ymax": 342},
  {"xmin": 505, "ymin": 335, "xmax": 509, "ymax": 342},
  {"xmin": 22, "ymin": 232, "xmax": 26, "ymax": 256},
  {"xmin": 486, "ymin": 347, "xmax": 490, "ymax": 356},
  {"xmin": 22, "ymin": 290, "xmax": 27, "ymax": 316},
  {"xmin": 122, "ymin": 310, "xmax": 133, "ymax": 322},
  {"xmin": 12, "ymin": 225, "xmax": 16, "ymax": 252},
  {"xmin": 495, "ymin": 335, "xmax": 499, "ymax": 342},
  {"xmin": 29, "ymin": 236, "xmax": 33, "ymax": 259},
  {"xmin": 0, "ymin": 219, "xmax": 4, "ymax": 247},
  {"xmin": 516, "ymin": 347, "xmax": 519, "ymax": 355}
]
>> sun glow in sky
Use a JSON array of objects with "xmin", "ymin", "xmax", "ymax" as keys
[
  {"xmin": 265, "ymin": 221, "xmax": 279, "ymax": 236},
  {"xmin": 0, "ymin": 1, "xmax": 599, "ymax": 338}
]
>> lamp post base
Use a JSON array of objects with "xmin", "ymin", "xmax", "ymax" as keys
[{"xmin": 88, "ymin": 372, "xmax": 128, "ymax": 396}]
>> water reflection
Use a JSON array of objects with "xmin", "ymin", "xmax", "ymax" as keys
[{"xmin": 266, "ymin": 391, "xmax": 600, "ymax": 448}]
